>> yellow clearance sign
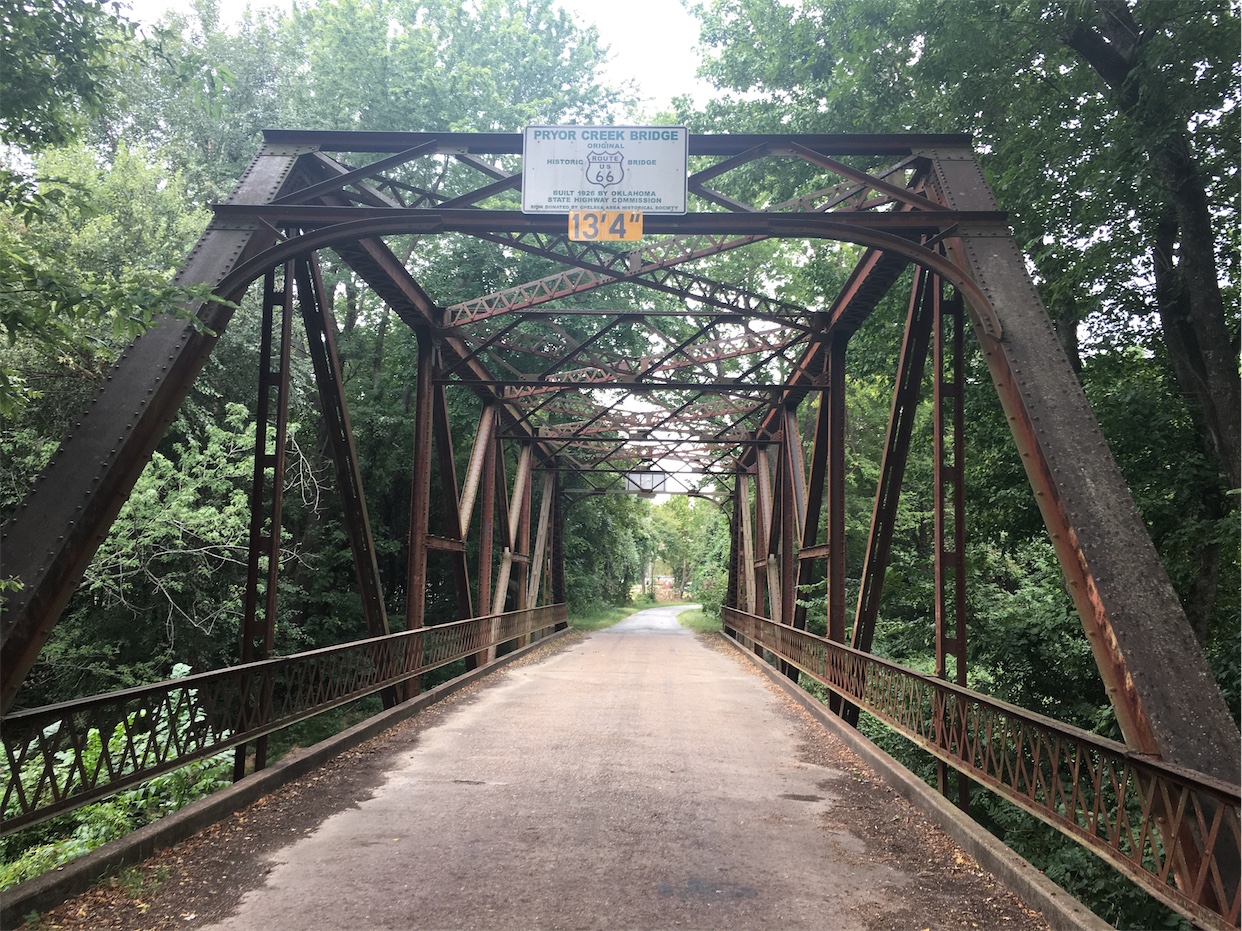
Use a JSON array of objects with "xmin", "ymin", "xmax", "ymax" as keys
[
  {"xmin": 567, "ymin": 210, "xmax": 644, "ymax": 242},
  {"xmin": 522, "ymin": 125, "xmax": 688, "ymax": 216}
]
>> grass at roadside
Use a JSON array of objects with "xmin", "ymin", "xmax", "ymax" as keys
[
  {"xmin": 570, "ymin": 600, "xmax": 697, "ymax": 631},
  {"xmin": 676, "ymin": 608, "xmax": 721, "ymax": 632},
  {"xmin": 570, "ymin": 604, "xmax": 649, "ymax": 631}
]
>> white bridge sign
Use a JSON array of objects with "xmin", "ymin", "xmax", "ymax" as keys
[{"xmin": 522, "ymin": 125, "xmax": 688, "ymax": 215}]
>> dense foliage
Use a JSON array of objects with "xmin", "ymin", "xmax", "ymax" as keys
[{"xmin": 0, "ymin": 1, "xmax": 1236, "ymax": 924}]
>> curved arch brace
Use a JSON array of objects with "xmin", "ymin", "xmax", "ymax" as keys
[{"xmin": 211, "ymin": 215, "xmax": 1003, "ymax": 341}]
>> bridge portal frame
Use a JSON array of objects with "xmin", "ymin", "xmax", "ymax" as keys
[{"xmin": 0, "ymin": 131, "xmax": 1237, "ymax": 926}]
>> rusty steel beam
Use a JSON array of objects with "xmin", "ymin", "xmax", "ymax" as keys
[
  {"xmin": 778, "ymin": 409, "xmax": 800, "ymax": 633},
  {"xmin": 933, "ymin": 288, "xmax": 967, "ymax": 689},
  {"xmin": 212, "ymin": 203, "xmax": 998, "ymax": 240},
  {"xmin": 234, "ymin": 264, "xmax": 294, "ymax": 779},
  {"xmin": 469, "ymin": 407, "xmax": 497, "ymax": 670},
  {"xmin": 431, "ymin": 381, "xmax": 474, "ymax": 622},
  {"xmin": 924, "ymin": 149, "xmax": 1240, "ymax": 783},
  {"xmin": 526, "ymin": 471, "xmax": 554, "ymax": 610},
  {"xmin": 513, "ymin": 447, "xmax": 534, "ymax": 625},
  {"xmin": 776, "ymin": 416, "xmax": 798, "ymax": 681},
  {"xmin": 725, "ymin": 478, "xmax": 742, "ymax": 614},
  {"xmin": 493, "ymin": 444, "xmax": 532, "ymax": 615},
  {"xmin": 933, "ymin": 285, "xmax": 970, "ymax": 810},
  {"xmin": 261, "ymin": 129, "xmax": 975, "ymax": 158},
  {"xmin": 850, "ymin": 268, "xmax": 936, "ymax": 664},
  {"xmin": 240, "ymin": 265, "xmax": 294, "ymax": 667},
  {"xmin": 755, "ymin": 447, "xmax": 778, "ymax": 624},
  {"xmin": 459, "ymin": 406, "xmax": 494, "ymax": 541},
  {"xmin": 550, "ymin": 473, "xmax": 565, "ymax": 611},
  {"xmin": 296, "ymin": 258, "xmax": 391, "ymax": 643},
  {"xmin": 0, "ymin": 143, "xmax": 312, "ymax": 712},
  {"xmin": 405, "ymin": 326, "xmax": 435, "ymax": 698},
  {"xmin": 272, "ymin": 140, "xmax": 441, "ymax": 206},
  {"xmin": 738, "ymin": 472, "xmax": 758, "ymax": 616},
  {"xmin": 824, "ymin": 336, "xmax": 848, "ymax": 650}
]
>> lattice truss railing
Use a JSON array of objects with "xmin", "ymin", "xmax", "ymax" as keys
[
  {"xmin": 218, "ymin": 134, "xmax": 946, "ymax": 494},
  {"xmin": 0, "ymin": 605, "xmax": 565, "ymax": 834},
  {"xmin": 723, "ymin": 609, "xmax": 1242, "ymax": 931}
]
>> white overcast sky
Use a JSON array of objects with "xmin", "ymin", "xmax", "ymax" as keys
[{"xmin": 122, "ymin": 0, "xmax": 714, "ymax": 114}]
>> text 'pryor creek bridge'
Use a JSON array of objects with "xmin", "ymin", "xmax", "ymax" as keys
[{"xmin": 1, "ymin": 131, "xmax": 1238, "ymax": 930}]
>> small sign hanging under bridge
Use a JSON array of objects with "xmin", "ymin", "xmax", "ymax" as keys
[{"xmin": 568, "ymin": 210, "xmax": 643, "ymax": 242}]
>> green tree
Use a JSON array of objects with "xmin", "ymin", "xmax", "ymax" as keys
[
  {"xmin": 564, "ymin": 494, "xmax": 651, "ymax": 610},
  {"xmin": 18, "ymin": 407, "xmax": 258, "ymax": 706},
  {"xmin": 0, "ymin": 145, "xmax": 210, "ymax": 472},
  {"xmin": 693, "ymin": 0, "xmax": 1239, "ymax": 486},
  {"xmin": 0, "ymin": 0, "xmax": 214, "ymax": 418},
  {"xmin": 650, "ymin": 495, "xmax": 729, "ymax": 609},
  {"xmin": 0, "ymin": 0, "xmax": 133, "ymax": 149},
  {"xmin": 691, "ymin": 0, "xmax": 1238, "ymax": 641}
]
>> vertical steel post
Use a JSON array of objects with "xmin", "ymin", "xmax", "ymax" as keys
[
  {"xmin": 405, "ymin": 326, "xmax": 435, "ymax": 698},
  {"xmin": 779, "ymin": 409, "xmax": 799, "ymax": 681},
  {"xmin": 432, "ymin": 384, "xmax": 474, "ymax": 620},
  {"xmin": 754, "ymin": 446, "xmax": 777, "ymax": 623},
  {"xmin": 933, "ymin": 281, "xmax": 970, "ymax": 809},
  {"xmin": 511, "ymin": 446, "xmax": 534, "ymax": 643},
  {"xmin": 234, "ymin": 263, "xmax": 293, "ymax": 780},
  {"xmin": 725, "ymin": 477, "xmax": 742, "ymax": 616},
  {"xmin": 825, "ymin": 334, "xmax": 848, "ymax": 650},
  {"xmin": 793, "ymin": 394, "xmax": 826, "ymax": 637},
  {"xmin": 933, "ymin": 286, "xmax": 968, "ymax": 687},
  {"xmin": 473, "ymin": 406, "xmax": 498, "ymax": 666},
  {"xmin": 738, "ymin": 470, "xmax": 758, "ymax": 616},
  {"xmin": 493, "ymin": 444, "xmax": 529, "ymax": 615},
  {"xmin": 551, "ymin": 468, "xmax": 566, "ymax": 622}
]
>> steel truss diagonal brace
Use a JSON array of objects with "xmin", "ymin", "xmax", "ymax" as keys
[
  {"xmin": 851, "ymin": 267, "xmax": 938, "ymax": 660},
  {"xmin": 0, "ymin": 143, "xmax": 312, "ymax": 713},
  {"xmin": 296, "ymin": 257, "xmax": 391, "ymax": 643},
  {"xmin": 927, "ymin": 150, "xmax": 1240, "ymax": 783}
]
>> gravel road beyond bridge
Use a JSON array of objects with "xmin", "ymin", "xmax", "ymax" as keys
[{"xmin": 195, "ymin": 607, "xmax": 1055, "ymax": 931}]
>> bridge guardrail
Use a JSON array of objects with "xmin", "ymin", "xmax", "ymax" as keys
[
  {"xmin": 722, "ymin": 607, "xmax": 1241, "ymax": 931},
  {"xmin": 1, "ymin": 604, "xmax": 567, "ymax": 835}
]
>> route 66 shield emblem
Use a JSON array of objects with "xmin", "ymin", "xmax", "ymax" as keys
[{"xmin": 585, "ymin": 151, "xmax": 625, "ymax": 188}]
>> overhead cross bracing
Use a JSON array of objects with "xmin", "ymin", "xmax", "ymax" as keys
[
  {"xmin": 1, "ymin": 131, "xmax": 1239, "ymax": 930},
  {"xmin": 207, "ymin": 132, "xmax": 978, "ymax": 495}
]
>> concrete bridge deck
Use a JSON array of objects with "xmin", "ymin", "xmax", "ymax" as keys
[{"xmin": 23, "ymin": 608, "xmax": 1077, "ymax": 931}]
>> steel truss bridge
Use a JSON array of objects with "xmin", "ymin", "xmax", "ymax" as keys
[{"xmin": 0, "ymin": 131, "xmax": 1238, "ymax": 929}]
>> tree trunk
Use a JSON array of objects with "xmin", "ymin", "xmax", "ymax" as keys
[{"xmin": 1152, "ymin": 137, "xmax": 1241, "ymax": 489}]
